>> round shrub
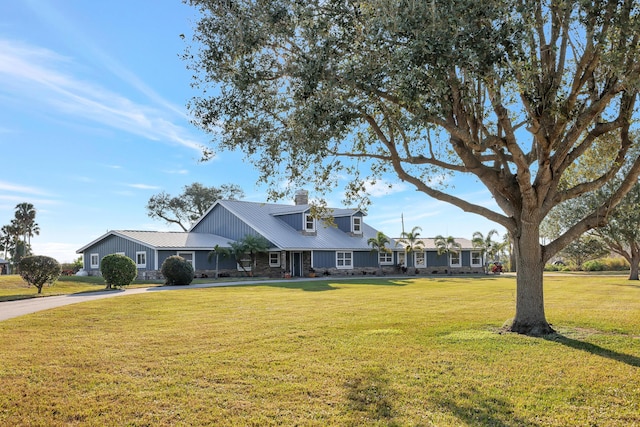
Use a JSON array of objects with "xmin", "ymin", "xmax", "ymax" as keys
[
  {"xmin": 19, "ymin": 255, "xmax": 62, "ymax": 294},
  {"xmin": 100, "ymin": 254, "xmax": 137, "ymax": 289},
  {"xmin": 161, "ymin": 255, "xmax": 194, "ymax": 285}
]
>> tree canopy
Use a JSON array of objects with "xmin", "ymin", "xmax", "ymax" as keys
[
  {"xmin": 146, "ymin": 182, "xmax": 244, "ymax": 231},
  {"xmin": 185, "ymin": 0, "xmax": 640, "ymax": 335}
]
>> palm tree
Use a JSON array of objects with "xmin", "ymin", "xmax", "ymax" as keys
[
  {"xmin": 1, "ymin": 223, "xmax": 20, "ymax": 261},
  {"xmin": 472, "ymin": 229, "xmax": 501, "ymax": 272},
  {"xmin": 0, "ymin": 225, "xmax": 11, "ymax": 260},
  {"xmin": 13, "ymin": 203, "xmax": 39, "ymax": 246},
  {"xmin": 229, "ymin": 235, "xmax": 271, "ymax": 277},
  {"xmin": 207, "ymin": 244, "xmax": 230, "ymax": 279},
  {"xmin": 397, "ymin": 226, "xmax": 424, "ymax": 253},
  {"xmin": 367, "ymin": 231, "xmax": 391, "ymax": 272},
  {"xmin": 397, "ymin": 226, "xmax": 424, "ymax": 273},
  {"xmin": 434, "ymin": 235, "xmax": 462, "ymax": 268}
]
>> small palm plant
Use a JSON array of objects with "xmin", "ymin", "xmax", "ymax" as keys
[
  {"xmin": 397, "ymin": 226, "xmax": 424, "ymax": 274},
  {"xmin": 471, "ymin": 229, "xmax": 500, "ymax": 273},
  {"xmin": 368, "ymin": 231, "xmax": 391, "ymax": 273},
  {"xmin": 397, "ymin": 226, "xmax": 424, "ymax": 253},
  {"xmin": 434, "ymin": 235, "xmax": 462, "ymax": 269},
  {"xmin": 228, "ymin": 235, "xmax": 271, "ymax": 277},
  {"xmin": 207, "ymin": 244, "xmax": 230, "ymax": 279}
]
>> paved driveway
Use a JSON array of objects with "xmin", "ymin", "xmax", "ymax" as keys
[{"xmin": 0, "ymin": 279, "xmax": 285, "ymax": 322}]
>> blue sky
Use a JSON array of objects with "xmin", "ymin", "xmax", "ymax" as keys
[{"xmin": 0, "ymin": 0, "xmax": 502, "ymax": 263}]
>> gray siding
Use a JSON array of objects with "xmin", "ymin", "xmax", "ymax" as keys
[
  {"xmin": 335, "ymin": 216, "xmax": 351, "ymax": 233},
  {"xmin": 275, "ymin": 213, "xmax": 303, "ymax": 230},
  {"xmin": 82, "ymin": 235, "xmax": 154, "ymax": 271},
  {"xmin": 157, "ymin": 250, "xmax": 237, "ymax": 271},
  {"xmin": 191, "ymin": 205, "xmax": 258, "ymax": 241},
  {"xmin": 311, "ymin": 250, "xmax": 378, "ymax": 268},
  {"xmin": 461, "ymin": 251, "xmax": 470, "ymax": 267},
  {"xmin": 353, "ymin": 251, "xmax": 378, "ymax": 268},
  {"xmin": 313, "ymin": 251, "xmax": 335, "ymax": 268},
  {"xmin": 427, "ymin": 252, "xmax": 448, "ymax": 267}
]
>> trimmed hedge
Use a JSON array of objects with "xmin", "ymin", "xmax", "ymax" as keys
[
  {"xmin": 161, "ymin": 256, "xmax": 194, "ymax": 285},
  {"xmin": 100, "ymin": 254, "xmax": 137, "ymax": 289},
  {"xmin": 583, "ymin": 257, "xmax": 630, "ymax": 272}
]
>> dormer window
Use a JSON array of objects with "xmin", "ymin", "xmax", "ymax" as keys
[
  {"xmin": 304, "ymin": 213, "xmax": 316, "ymax": 232},
  {"xmin": 352, "ymin": 216, "xmax": 362, "ymax": 234}
]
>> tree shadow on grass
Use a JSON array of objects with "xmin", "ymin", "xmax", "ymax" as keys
[
  {"xmin": 0, "ymin": 294, "xmax": 36, "ymax": 302},
  {"xmin": 344, "ymin": 366, "xmax": 539, "ymax": 427},
  {"xmin": 544, "ymin": 333, "xmax": 640, "ymax": 367},
  {"xmin": 610, "ymin": 282, "xmax": 640, "ymax": 289},
  {"xmin": 263, "ymin": 278, "xmax": 411, "ymax": 292},
  {"xmin": 433, "ymin": 392, "xmax": 541, "ymax": 427},
  {"xmin": 344, "ymin": 366, "xmax": 397, "ymax": 424}
]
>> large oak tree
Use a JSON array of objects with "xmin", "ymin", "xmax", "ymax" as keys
[
  {"xmin": 146, "ymin": 182, "xmax": 244, "ymax": 231},
  {"xmin": 184, "ymin": 0, "xmax": 640, "ymax": 335}
]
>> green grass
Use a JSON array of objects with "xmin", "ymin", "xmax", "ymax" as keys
[
  {"xmin": 0, "ymin": 274, "xmax": 276, "ymax": 302},
  {"xmin": 0, "ymin": 276, "xmax": 638, "ymax": 426},
  {"xmin": 0, "ymin": 275, "xmax": 163, "ymax": 301}
]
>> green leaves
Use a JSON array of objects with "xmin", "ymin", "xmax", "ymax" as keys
[{"xmin": 18, "ymin": 255, "xmax": 61, "ymax": 294}]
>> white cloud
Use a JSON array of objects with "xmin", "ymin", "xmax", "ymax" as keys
[
  {"xmin": 0, "ymin": 180, "xmax": 51, "ymax": 196},
  {"xmin": 0, "ymin": 39, "xmax": 204, "ymax": 153},
  {"xmin": 126, "ymin": 183, "xmax": 162, "ymax": 190},
  {"xmin": 163, "ymin": 169, "xmax": 189, "ymax": 175},
  {"xmin": 362, "ymin": 180, "xmax": 409, "ymax": 197}
]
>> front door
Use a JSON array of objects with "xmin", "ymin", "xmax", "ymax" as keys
[{"xmin": 291, "ymin": 252, "xmax": 302, "ymax": 277}]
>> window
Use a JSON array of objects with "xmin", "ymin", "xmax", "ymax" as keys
[
  {"xmin": 177, "ymin": 252, "xmax": 194, "ymax": 269},
  {"xmin": 336, "ymin": 251, "xmax": 353, "ymax": 269},
  {"xmin": 414, "ymin": 251, "xmax": 426, "ymax": 268},
  {"xmin": 304, "ymin": 214, "xmax": 316, "ymax": 232},
  {"xmin": 269, "ymin": 252, "xmax": 280, "ymax": 267},
  {"xmin": 237, "ymin": 257, "xmax": 252, "ymax": 272},
  {"xmin": 450, "ymin": 252, "xmax": 461, "ymax": 267},
  {"xmin": 352, "ymin": 217, "xmax": 362, "ymax": 234},
  {"xmin": 379, "ymin": 251, "xmax": 393, "ymax": 265},
  {"xmin": 471, "ymin": 251, "xmax": 482, "ymax": 267},
  {"xmin": 90, "ymin": 253, "xmax": 99, "ymax": 268},
  {"xmin": 136, "ymin": 251, "xmax": 147, "ymax": 268}
]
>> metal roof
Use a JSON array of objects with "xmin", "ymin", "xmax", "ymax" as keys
[
  {"xmin": 77, "ymin": 200, "xmax": 390, "ymax": 253},
  {"xmin": 394, "ymin": 237, "xmax": 475, "ymax": 250},
  {"xmin": 216, "ymin": 200, "xmax": 391, "ymax": 251},
  {"xmin": 76, "ymin": 230, "xmax": 234, "ymax": 253}
]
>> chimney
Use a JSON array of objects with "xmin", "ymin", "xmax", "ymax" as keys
[{"xmin": 294, "ymin": 189, "xmax": 309, "ymax": 205}]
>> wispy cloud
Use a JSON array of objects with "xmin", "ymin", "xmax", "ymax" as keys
[
  {"xmin": 126, "ymin": 183, "xmax": 161, "ymax": 190},
  {"xmin": 0, "ymin": 38, "xmax": 204, "ymax": 153},
  {"xmin": 0, "ymin": 180, "xmax": 51, "ymax": 196},
  {"xmin": 163, "ymin": 169, "xmax": 189, "ymax": 175}
]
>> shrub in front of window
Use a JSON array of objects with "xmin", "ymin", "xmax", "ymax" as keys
[
  {"xmin": 161, "ymin": 255, "xmax": 194, "ymax": 285},
  {"xmin": 100, "ymin": 254, "xmax": 137, "ymax": 289},
  {"xmin": 18, "ymin": 255, "xmax": 62, "ymax": 294}
]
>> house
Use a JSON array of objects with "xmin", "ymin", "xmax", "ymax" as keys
[
  {"xmin": 394, "ymin": 237, "xmax": 485, "ymax": 274},
  {"xmin": 76, "ymin": 191, "xmax": 401, "ymax": 278}
]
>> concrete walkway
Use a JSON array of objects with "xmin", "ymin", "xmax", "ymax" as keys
[{"xmin": 0, "ymin": 278, "xmax": 306, "ymax": 322}]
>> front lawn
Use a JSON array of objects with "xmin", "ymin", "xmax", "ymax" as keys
[
  {"xmin": 0, "ymin": 275, "xmax": 163, "ymax": 301},
  {"xmin": 0, "ymin": 276, "xmax": 638, "ymax": 426}
]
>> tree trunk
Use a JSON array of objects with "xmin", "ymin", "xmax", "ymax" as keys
[
  {"xmin": 507, "ymin": 222, "xmax": 554, "ymax": 336},
  {"xmin": 629, "ymin": 254, "xmax": 639, "ymax": 280}
]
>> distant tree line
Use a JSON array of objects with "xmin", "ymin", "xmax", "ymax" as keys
[{"xmin": 0, "ymin": 202, "xmax": 39, "ymax": 272}]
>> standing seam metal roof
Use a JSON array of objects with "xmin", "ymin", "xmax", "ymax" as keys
[{"xmin": 218, "ymin": 200, "xmax": 393, "ymax": 250}]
